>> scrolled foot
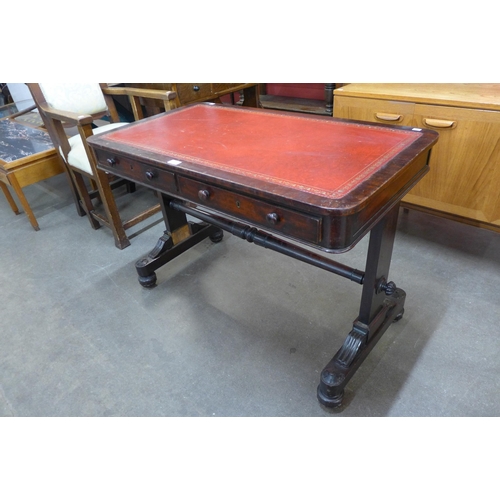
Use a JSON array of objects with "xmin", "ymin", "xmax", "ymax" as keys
[
  {"xmin": 138, "ymin": 272, "xmax": 157, "ymax": 288},
  {"xmin": 317, "ymin": 385, "xmax": 344, "ymax": 408},
  {"xmin": 317, "ymin": 368, "xmax": 346, "ymax": 408},
  {"xmin": 209, "ymin": 229, "xmax": 224, "ymax": 243}
]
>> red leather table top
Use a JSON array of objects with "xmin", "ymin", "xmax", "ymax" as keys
[
  {"xmin": 91, "ymin": 104, "xmax": 437, "ymax": 250},
  {"xmin": 103, "ymin": 104, "xmax": 422, "ymax": 199}
]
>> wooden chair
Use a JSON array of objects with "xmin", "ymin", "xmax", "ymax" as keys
[{"xmin": 27, "ymin": 83, "xmax": 177, "ymax": 249}]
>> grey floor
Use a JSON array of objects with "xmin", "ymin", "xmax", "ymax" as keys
[{"xmin": 1, "ymin": 173, "xmax": 499, "ymax": 417}]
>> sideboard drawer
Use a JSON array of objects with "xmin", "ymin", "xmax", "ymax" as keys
[
  {"xmin": 177, "ymin": 176, "xmax": 322, "ymax": 244},
  {"xmin": 334, "ymin": 96, "xmax": 415, "ymax": 126}
]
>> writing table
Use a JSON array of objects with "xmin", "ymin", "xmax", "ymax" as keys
[{"xmin": 88, "ymin": 104, "xmax": 438, "ymax": 407}]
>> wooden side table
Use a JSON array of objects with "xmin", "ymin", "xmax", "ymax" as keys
[{"xmin": 0, "ymin": 120, "xmax": 64, "ymax": 230}]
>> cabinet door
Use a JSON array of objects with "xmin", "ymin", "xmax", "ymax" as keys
[
  {"xmin": 333, "ymin": 96, "xmax": 415, "ymax": 126},
  {"xmin": 406, "ymin": 104, "xmax": 500, "ymax": 226}
]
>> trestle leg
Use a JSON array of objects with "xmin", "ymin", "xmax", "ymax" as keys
[
  {"xmin": 135, "ymin": 195, "xmax": 223, "ymax": 287},
  {"xmin": 317, "ymin": 204, "xmax": 404, "ymax": 408}
]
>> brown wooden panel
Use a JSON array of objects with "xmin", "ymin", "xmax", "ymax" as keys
[
  {"xmin": 175, "ymin": 84, "xmax": 213, "ymax": 103},
  {"xmin": 211, "ymin": 83, "xmax": 240, "ymax": 94},
  {"xmin": 334, "ymin": 95, "xmax": 415, "ymax": 126},
  {"xmin": 177, "ymin": 175, "xmax": 322, "ymax": 244},
  {"xmin": 411, "ymin": 104, "xmax": 500, "ymax": 224},
  {"xmin": 94, "ymin": 150, "xmax": 178, "ymax": 194}
]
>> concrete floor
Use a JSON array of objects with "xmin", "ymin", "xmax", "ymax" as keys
[{"xmin": 1, "ymin": 173, "xmax": 500, "ymax": 417}]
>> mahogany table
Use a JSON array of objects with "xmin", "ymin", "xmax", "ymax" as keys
[{"xmin": 88, "ymin": 104, "xmax": 438, "ymax": 408}]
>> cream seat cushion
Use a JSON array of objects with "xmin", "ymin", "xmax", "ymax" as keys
[{"xmin": 65, "ymin": 122, "xmax": 128, "ymax": 175}]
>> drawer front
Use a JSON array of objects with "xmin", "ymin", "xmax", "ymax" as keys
[
  {"xmin": 176, "ymin": 84, "xmax": 214, "ymax": 103},
  {"xmin": 177, "ymin": 176, "xmax": 322, "ymax": 244},
  {"xmin": 95, "ymin": 151, "xmax": 178, "ymax": 194},
  {"xmin": 334, "ymin": 96, "xmax": 415, "ymax": 126}
]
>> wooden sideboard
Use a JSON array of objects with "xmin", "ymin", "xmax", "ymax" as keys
[
  {"xmin": 124, "ymin": 83, "xmax": 260, "ymax": 112},
  {"xmin": 333, "ymin": 84, "xmax": 500, "ymax": 232}
]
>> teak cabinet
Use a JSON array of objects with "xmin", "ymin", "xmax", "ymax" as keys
[{"xmin": 333, "ymin": 84, "xmax": 500, "ymax": 232}]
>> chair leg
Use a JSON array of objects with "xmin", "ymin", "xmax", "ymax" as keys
[
  {"xmin": 56, "ymin": 158, "xmax": 86, "ymax": 217},
  {"xmin": 69, "ymin": 169, "xmax": 101, "ymax": 230},
  {"xmin": 94, "ymin": 168, "xmax": 130, "ymax": 249},
  {"xmin": 88, "ymin": 178, "xmax": 102, "ymax": 203}
]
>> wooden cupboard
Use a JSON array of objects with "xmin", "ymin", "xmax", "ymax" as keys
[{"xmin": 333, "ymin": 84, "xmax": 500, "ymax": 232}]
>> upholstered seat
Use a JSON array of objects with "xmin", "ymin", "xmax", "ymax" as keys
[
  {"xmin": 66, "ymin": 122, "xmax": 127, "ymax": 175},
  {"xmin": 27, "ymin": 83, "xmax": 177, "ymax": 249}
]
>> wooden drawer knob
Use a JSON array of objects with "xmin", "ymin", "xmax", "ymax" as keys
[
  {"xmin": 106, "ymin": 157, "xmax": 117, "ymax": 166},
  {"xmin": 266, "ymin": 212, "xmax": 280, "ymax": 224},
  {"xmin": 145, "ymin": 170, "xmax": 156, "ymax": 180},
  {"xmin": 198, "ymin": 189, "xmax": 211, "ymax": 201}
]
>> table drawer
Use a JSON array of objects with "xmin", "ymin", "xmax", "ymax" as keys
[
  {"xmin": 95, "ymin": 152, "xmax": 178, "ymax": 193},
  {"xmin": 176, "ymin": 84, "xmax": 214, "ymax": 103},
  {"xmin": 177, "ymin": 176, "xmax": 322, "ymax": 243}
]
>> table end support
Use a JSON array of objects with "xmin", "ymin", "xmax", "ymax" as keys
[
  {"xmin": 135, "ymin": 223, "xmax": 223, "ymax": 288},
  {"xmin": 317, "ymin": 288, "xmax": 406, "ymax": 408}
]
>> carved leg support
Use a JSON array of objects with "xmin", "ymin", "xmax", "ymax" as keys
[
  {"xmin": 317, "ymin": 204, "xmax": 405, "ymax": 407},
  {"xmin": 135, "ymin": 195, "xmax": 223, "ymax": 287},
  {"xmin": 136, "ymin": 195, "xmax": 405, "ymax": 406}
]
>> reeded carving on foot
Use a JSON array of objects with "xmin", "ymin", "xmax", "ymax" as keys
[
  {"xmin": 336, "ymin": 325, "xmax": 367, "ymax": 367},
  {"xmin": 147, "ymin": 232, "xmax": 173, "ymax": 260}
]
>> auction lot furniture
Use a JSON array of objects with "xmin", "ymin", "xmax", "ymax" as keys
[
  {"xmin": 88, "ymin": 104, "xmax": 437, "ymax": 407},
  {"xmin": 0, "ymin": 119, "xmax": 63, "ymax": 230},
  {"xmin": 124, "ymin": 83, "xmax": 260, "ymax": 113},
  {"xmin": 334, "ymin": 83, "xmax": 500, "ymax": 232},
  {"xmin": 27, "ymin": 83, "xmax": 178, "ymax": 249}
]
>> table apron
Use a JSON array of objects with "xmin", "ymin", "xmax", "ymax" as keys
[{"xmin": 169, "ymin": 198, "xmax": 365, "ymax": 284}]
